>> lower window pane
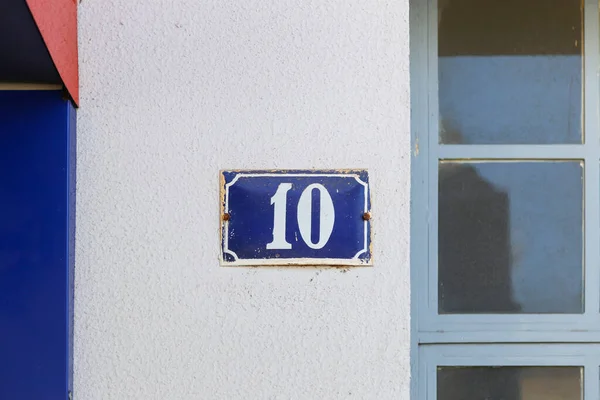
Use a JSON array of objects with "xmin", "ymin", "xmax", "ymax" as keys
[
  {"xmin": 438, "ymin": 161, "xmax": 583, "ymax": 314},
  {"xmin": 437, "ymin": 366, "xmax": 582, "ymax": 400}
]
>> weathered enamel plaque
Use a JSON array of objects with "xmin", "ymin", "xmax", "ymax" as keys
[{"xmin": 220, "ymin": 170, "xmax": 372, "ymax": 266}]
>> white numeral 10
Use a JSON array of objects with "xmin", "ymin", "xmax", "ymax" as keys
[{"xmin": 266, "ymin": 183, "xmax": 335, "ymax": 250}]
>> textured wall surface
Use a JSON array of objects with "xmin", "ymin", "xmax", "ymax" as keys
[{"xmin": 75, "ymin": 1, "xmax": 411, "ymax": 399}]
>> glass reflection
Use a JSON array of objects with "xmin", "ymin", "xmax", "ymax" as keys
[
  {"xmin": 438, "ymin": 366, "xmax": 582, "ymax": 400},
  {"xmin": 438, "ymin": 162, "xmax": 583, "ymax": 314},
  {"xmin": 438, "ymin": 0, "xmax": 582, "ymax": 144}
]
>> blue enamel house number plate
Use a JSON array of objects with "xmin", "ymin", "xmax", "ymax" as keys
[{"xmin": 220, "ymin": 170, "xmax": 372, "ymax": 266}]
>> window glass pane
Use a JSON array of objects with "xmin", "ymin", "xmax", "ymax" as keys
[
  {"xmin": 438, "ymin": 161, "xmax": 583, "ymax": 313},
  {"xmin": 438, "ymin": 0, "xmax": 583, "ymax": 144},
  {"xmin": 438, "ymin": 366, "xmax": 582, "ymax": 400}
]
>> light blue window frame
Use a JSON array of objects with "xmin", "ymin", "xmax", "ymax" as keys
[
  {"xmin": 418, "ymin": 344, "xmax": 599, "ymax": 399},
  {"xmin": 410, "ymin": 0, "xmax": 600, "ymax": 398}
]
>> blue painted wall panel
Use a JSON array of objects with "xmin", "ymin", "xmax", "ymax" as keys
[{"xmin": 0, "ymin": 90, "xmax": 75, "ymax": 399}]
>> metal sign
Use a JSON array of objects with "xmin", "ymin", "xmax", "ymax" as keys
[{"xmin": 220, "ymin": 170, "xmax": 372, "ymax": 266}]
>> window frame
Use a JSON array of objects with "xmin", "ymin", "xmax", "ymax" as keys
[
  {"xmin": 410, "ymin": 0, "xmax": 600, "ymax": 398},
  {"xmin": 418, "ymin": 344, "xmax": 598, "ymax": 400},
  {"xmin": 412, "ymin": 0, "xmax": 600, "ymax": 342}
]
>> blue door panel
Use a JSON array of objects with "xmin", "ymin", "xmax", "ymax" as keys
[{"xmin": 0, "ymin": 91, "xmax": 75, "ymax": 399}]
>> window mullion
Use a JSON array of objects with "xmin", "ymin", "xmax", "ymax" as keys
[
  {"xmin": 439, "ymin": 144, "xmax": 589, "ymax": 160},
  {"xmin": 427, "ymin": 0, "xmax": 440, "ymax": 315},
  {"xmin": 583, "ymin": 359, "xmax": 599, "ymax": 400},
  {"xmin": 583, "ymin": 0, "xmax": 600, "ymax": 321}
]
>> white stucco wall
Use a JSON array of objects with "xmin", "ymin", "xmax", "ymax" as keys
[{"xmin": 75, "ymin": 1, "xmax": 411, "ymax": 399}]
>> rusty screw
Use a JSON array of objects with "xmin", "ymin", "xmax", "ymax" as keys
[
  {"xmin": 222, "ymin": 213, "xmax": 231, "ymax": 221},
  {"xmin": 362, "ymin": 212, "xmax": 371, "ymax": 221}
]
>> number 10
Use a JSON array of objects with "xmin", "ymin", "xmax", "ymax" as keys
[{"xmin": 266, "ymin": 183, "xmax": 335, "ymax": 250}]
